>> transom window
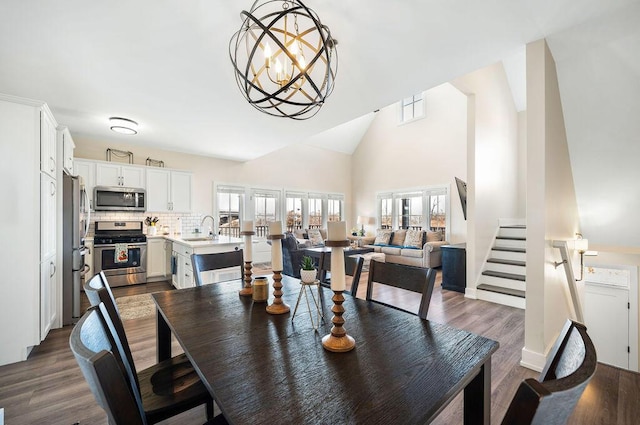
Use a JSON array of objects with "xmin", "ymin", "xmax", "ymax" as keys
[{"xmin": 400, "ymin": 93, "xmax": 425, "ymax": 124}]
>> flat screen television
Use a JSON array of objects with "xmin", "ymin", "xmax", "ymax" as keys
[{"xmin": 455, "ymin": 177, "xmax": 467, "ymax": 220}]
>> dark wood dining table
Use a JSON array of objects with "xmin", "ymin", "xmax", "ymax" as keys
[{"xmin": 152, "ymin": 275, "xmax": 498, "ymax": 424}]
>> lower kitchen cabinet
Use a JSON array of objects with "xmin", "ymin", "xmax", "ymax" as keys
[
  {"xmin": 40, "ymin": 254, "xmax": 57, "ymax": 341},
  {"xmin": 147, "ymin": 237, "xmax": 168, "ymax": 280},
  {"xmin": 170, "ymin": 239, "xmax": 242, "ymax": 289}
]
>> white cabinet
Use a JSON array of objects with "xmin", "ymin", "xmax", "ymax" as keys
[
  {"xmin": 146, "ymin": 168, "xmax": 192, "ymax": 212},
  {"xmin": 96, "ymin": 162, "xmax": 145, "ymax": 188},
  {"xmin": 172, "ymin": 243, "xmax": 194, "ymax": 289},
  {"xmin": 74, "ymin": 159, "xmax": 95, "ymax": 212},
  {"xmin": 40, "ymin": 255, "xmax": 57, "ymax": 341},
  {"xmin": 40, "ymin": 110, "xmax": 57, "ymax": 178},
  {"xmin": 0, "ymin": 95, "xmax": 59, "ymax": 365},
  {"xmin": 59, "ymin": 127, "xmax": 75, "ymax": 175},
  {"xmin": 147, "ymin": 238, "xmax": 168, "ymax": 280},
  {"xmin": 40, "ymin": 174, "xmax": 57, "ymax": 259}
]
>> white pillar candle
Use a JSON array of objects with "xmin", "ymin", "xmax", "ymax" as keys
[
  {"xmin": 271, "ymin": 238, "xmax": 283, "ymax": 271},
  {"xmin": 269, "ymin": 221, "xmax": 282, "ymax": 235},
  {"xmin": 242, "ymin": 220, "xmax": 254, "ymax": 233},
  {"xmin": 243, "ymin": 235, "xmax": 253, "ymax": 262},
  {"xmin": 330, "ymin": 247, "xmax": 346, "ymax": 291},
  {"xmin": 327, "ymin": 221, "xmax": 346, "ymax": 240}
]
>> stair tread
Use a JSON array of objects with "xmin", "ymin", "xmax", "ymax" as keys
[
  {"xmin": 487, "ymin": 258, "xmax": 526, "ymax": 267},
  {"xmin": 492, "ymin": 247, "xmax": 526, "ymax": 253},
  {"xmin": 477, "ymin": 284, "xmax": 526, "ymax": 298},
  {"xmin": 482, "ymin": 270, "xmax": 526, "ymax": 281},
  {"xmin": 496, "ymin": 236, "xmax": 526, "ymax": 241},
  {"xmin": 500, "ymin": 225, "xmax": 526, "ymax": 229}
]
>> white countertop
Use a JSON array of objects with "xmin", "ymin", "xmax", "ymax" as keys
[{"xmin": 163, "ymin": 234, "xmax": 243, "ymax": 248}]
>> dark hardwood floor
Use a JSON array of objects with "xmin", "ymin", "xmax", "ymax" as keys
[{"xmin": 1, "ymin": 271, "xmax": 638, "ymax": 424}]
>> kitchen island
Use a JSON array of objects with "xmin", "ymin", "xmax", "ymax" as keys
[{"xmin": 161, "ymin": 234, "xmax": 244, "ymax": 289}]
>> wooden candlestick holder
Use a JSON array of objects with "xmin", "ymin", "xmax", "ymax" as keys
[
  {"xmin": 266, "ymin": 270, "xmax": 290, "ymax": 315},
  {"xmin": 322, "ymin": 290, "xmax": 355, "ymax": 352},
  {"xmin": 239, "ymin": 230, "xmax": 255, "ymax": 297},
  {"xmin": 239, "ymin": 261, "xmax": 253, "ymax": 296}
]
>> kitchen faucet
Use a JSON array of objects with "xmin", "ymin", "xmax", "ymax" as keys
[{"xmin": 200, "ymin": 215, "xmax": 215, "ymax": 238}]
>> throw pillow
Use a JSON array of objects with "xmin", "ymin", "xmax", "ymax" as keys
[
  {"xmin": 373, "ymin": 229, "xmax": 392, "ymax": 245},
  {"xmin": 391, "ymin": 229, "xmax": 407, "ymax": 246},
  {"xmin": 308, "ymin": 228, "xmax": 324, "ymax": 246},
  {"xmin": 426, "ymin": 231, "xmax": 443, "ymax": 242},
  {"xmin": 404, "ymin": 229, "xmax": 424, "ymax": 248}
]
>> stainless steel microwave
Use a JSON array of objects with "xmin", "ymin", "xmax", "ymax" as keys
[{"xmin": 94, "ymin": 186, "xmax": 146, "ymax": 212}]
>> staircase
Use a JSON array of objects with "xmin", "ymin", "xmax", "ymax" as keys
[{"xmin": 476, "ymin": 224, "xmax": 526, "ymax": 309}]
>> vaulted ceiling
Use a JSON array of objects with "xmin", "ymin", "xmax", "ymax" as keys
[{"xmin": 1, "ymin": 0, "xmax": 639, "ymax": 247}]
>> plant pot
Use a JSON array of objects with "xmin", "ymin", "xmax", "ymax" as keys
[{"xmin": 300, "ymin": 269, "xmax": 317, "ymax": 284}]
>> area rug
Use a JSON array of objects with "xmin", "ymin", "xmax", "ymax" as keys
[{"xmin": 115, "ymin": 293, "xmax": 156, "ymax": 320}]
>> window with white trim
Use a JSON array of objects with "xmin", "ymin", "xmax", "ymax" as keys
[
  {"xmin": 377, "ymin": 186, "xmax": 449, "ymax": 236},
  {"xmin": 216, "ymin": 186, "xmax": 244, "ymax": 238},
  {"xmin": 327, "ymin": 195, "xmax": 343, "ymax": 222},
  {"xmin": 399, "ymin": 92, "xmax": 425, "ymax": 124},
  {"xmin": 252, "ymin": 189, "xmax": 280, "ymax": 238},
  {"xmin": 285, "ymin": 192, "xmax": 304, "ymax": 232},
  {"xmin": 308, "ymin": 196, "xmax": 323, "ymax": 229}
]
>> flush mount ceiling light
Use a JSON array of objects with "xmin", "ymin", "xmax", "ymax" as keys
[
  {"xmin": 229, "ymin": 0, "xmax": 338, "ymax": 120},
  {"xmin": 109, "ymin": 117, "xmax": 138, "ymax": 135}
]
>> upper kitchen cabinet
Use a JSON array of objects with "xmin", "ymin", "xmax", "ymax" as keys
[
  {"xmin": 40, "ymin": 109, "xmax": 57, "ymax": 178},
  {"xmin": 146, "ymin": 168, "xmax": 192, "ymax": 212},
  {"xmin": 96, "ymin": 162, "xmax": 145, "ymax": 188},
  {"xmin": 74, "ymin": 159, "xmax": 95, "ymax": 212},
  {"xmin": 58, "ymin": 126, "xmax": 75, "ymax": 175}
]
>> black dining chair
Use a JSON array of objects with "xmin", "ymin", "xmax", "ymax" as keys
[
  {"xmin": 501, "ymin": 319, "xmax": 597, "ymax": 425},
  {"xmin": 317, "ymin": 252, "xmax": 365, "ymax": 296},
  {"xmin": 70, "ymin": 303, "xmax": 227, "ymax": 425},
  {"xmin": 365, "ymin": 260, "xmax": 437, "ymax": 319},
  {"xmin": 83, "ymin": 272, "xmax": 220, "ymax": 424},
  {"xmin": 191, "ymin": 250, "xmax": 244, "ymax": 287}
]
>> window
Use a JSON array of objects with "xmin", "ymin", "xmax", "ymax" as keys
[
  {"xmin": 327, "ymin": 196, "xmax": 343, "ymax": 222},
  {"xmin": 378, "ymin": 186, "xmax": 449, "ymax": 236},
  {"xmin": 308, "ymin": 196, "xmax": 323, "ymax": 229},
  {"xmin": 395, "ymin": 192, "xmax": 423, "ymax": 229},
  {"xmin": 217, "ymin": 186, "xmax": 244, "ymax": 238},
  {"xmin": 379, "ymin": 195, "xmax": 393, "ymax": 229},
  {"xmin": 399, "ymin": 93, "xmax": 425, "ymax": 124},
  {"xmin": 285, "ymin": 194, "xmax": 304, "ymax": 233},
  {"xmin": 253, "ymin": 190, "xmax": 280, "ymax": 237}
]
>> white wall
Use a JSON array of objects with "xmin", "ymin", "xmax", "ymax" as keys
[
  {"xmin": 452, "ymin": 62, "xmax": 521, "ymax": 293},
  {"xmin": 74, "ymin": 139, "xmax": 352, "ymax": 223},
  {"xmin": 350, "ymin": 83, "xmax": 468, "ymax": 239},
  {"xmin": 522, "ymin": 39, "xmax": 581, "ymax": 371}
]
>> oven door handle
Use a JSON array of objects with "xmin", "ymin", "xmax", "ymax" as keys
[{"xmin": 95, "ymin": 243, "xmax": 147, "ymax": 249}]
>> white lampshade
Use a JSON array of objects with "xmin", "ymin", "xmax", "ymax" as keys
[{"xmin": 575, "ymin": 238, "xmax": 589, "ymax": 252}]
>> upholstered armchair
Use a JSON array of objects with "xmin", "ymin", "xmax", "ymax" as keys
[{"xmin": 281, "ymin": 232, "xmax": 307, "ymax": 278}]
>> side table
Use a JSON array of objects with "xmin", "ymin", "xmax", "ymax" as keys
[{"xmin": 441, "ymin": 243, "xmax": 466, "ymax": 293}]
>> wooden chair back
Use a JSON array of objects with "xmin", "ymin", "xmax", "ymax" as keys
[
  {"xmin": 69, "ymin": 304, "xmax": 146, "ymax": 425},
  {"xmin": 317, "ymin": 252, "xmax": 365, "ymax": 295},
  {"xmin": 501, "ymin": 320, "xmax": 598, "ymax": 425},
  {"xmin": 84, "ymin": 272, "xmax": 140, "ymax": 388},
  {"xmin": 191, "ymin": 250, "xmax": 244, "ymax": 287},
  {"xmin": 365, "ymin": 260, "xmax": 437, "ymax": 319}
]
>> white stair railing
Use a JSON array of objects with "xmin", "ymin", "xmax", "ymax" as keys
[{"xmin": 552, "ymin": 240, "xmax": 584, "ymax": 323}]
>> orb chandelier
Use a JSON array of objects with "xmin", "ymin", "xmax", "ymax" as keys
[{"xmin": 229, "ymin": 0, "xmax": 338, "ymax": 120}]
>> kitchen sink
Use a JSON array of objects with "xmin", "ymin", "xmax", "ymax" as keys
[{"xmin": 182, "ymin": 237, "xmax": 214, "ymax": 242}]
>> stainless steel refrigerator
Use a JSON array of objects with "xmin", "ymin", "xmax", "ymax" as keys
[{"xmin": 62, "ymin": 173, "xmax": 90, "ymax": 325}]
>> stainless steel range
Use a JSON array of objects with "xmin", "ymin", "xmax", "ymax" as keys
[{"xmin": 93, "ymin": 221, "xmax": 147, "ymax": 287}]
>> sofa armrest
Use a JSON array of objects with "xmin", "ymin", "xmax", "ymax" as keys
[{"xmin": 422, "ymin": 241, "xmax": 449, "ymax": 253}]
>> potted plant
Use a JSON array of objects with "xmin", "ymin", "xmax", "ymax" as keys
[{"xmin": 300, "ymin": 256, "xmax": 317, "ymax": 283}]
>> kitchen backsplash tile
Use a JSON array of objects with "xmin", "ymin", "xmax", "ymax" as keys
[{"xmin": 85, "ymin": 212, "xmax": 209, "ymax": 236}]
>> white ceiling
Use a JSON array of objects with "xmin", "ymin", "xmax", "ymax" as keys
[{"xmin": 1, "ymin": 0, "xmax": 639, "ymax": 247}]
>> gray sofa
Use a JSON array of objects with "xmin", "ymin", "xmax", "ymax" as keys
[{"xmin": 364, "ymin": 228, "xmax": 448, "ymax": 268}]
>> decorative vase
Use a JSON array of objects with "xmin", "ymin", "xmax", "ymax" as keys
[
  {"xmin": 252, "ymin": 276, "xmax": 268, "ymax": 302},
  {"xmin": 300, "ymin": 269, "xmax": 317, "ymax": 284},
  {"xmin": 148, "ymin": 226, "xmax": 157, "ymax": 236}
]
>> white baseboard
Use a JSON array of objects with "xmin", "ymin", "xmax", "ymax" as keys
[
  {"xmin": 465, "ymin": 287, "xmax": 478, "ymax": 299},
  {"xmin": 520, "ymin": 346, "xmax": 545, "ymax": 372}
]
